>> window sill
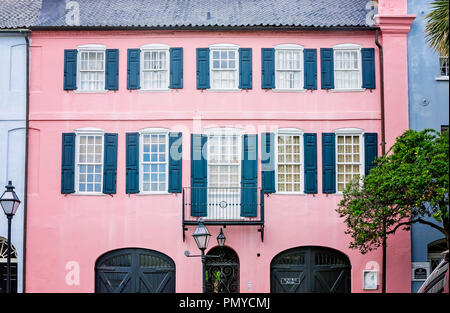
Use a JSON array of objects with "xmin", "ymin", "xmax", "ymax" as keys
[
  {"xmin": 435, "ymin": 76, "xmax": 449, "ymax": 81},
  {"xmin": 275, "ymin": 192, "xmax": 306, "ymax": 195},
  {"xmin": 71, "ymin": 192, "xmax": 108, "ymax": 196},
  {"xmin": 138, "ymin": 89, "xmax": 172, "ymax": 93},
  {"xmin": 136, "ymin": 192, "xmax": 170, "ymax": 195},
  {"xmin": 206, "ymin": 89, "xmax": 241, "ymax": 93},
  {"xmin": 73, "ymin": 90, "xmax": 109, "ymax": 94},
  {"xmin": 272, "ymin": 89, "xmax": 306, "ymax": 93},
  {"xmin": 331, "ymin": 88, "xmax": 366, "ymax": 93}
]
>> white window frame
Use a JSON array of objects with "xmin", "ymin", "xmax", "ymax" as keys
[
  {"xmin": 140, "ymin": 44, "xmax": 171, "ymax": 91},
  {"xmin": 274, "ymin": 44, "xmax": 305, "ymax": 91},
  {"xmin": 74, "ymin": 127, "xmax": 105, "ymax": 195},
  {"xmin": 209, "ymin": 43, "xmax": 240, "ymax": 91},
  {"xmin": 333, "ymin": 44, "xmax": 364, "ymax": 92},
  {"xmin": 76, "ymin": 44, "xmax": 107, "ymax": 93},
  {"xmin": 139, "ymin": 127, "xmax": 169, "ymax": 194},
  {"xmin": 436, "ymin": 55, "xmax": 449, "ymax": 81},
  {"xmin": 334, "ymin": 128, "xmax": 365, "ymax": 194},
  {"xmin": 275, "ymin": 128, "xmax": 304, "ymax": 194}
]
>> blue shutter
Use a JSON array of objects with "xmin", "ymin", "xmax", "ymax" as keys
[
  {"xmin": 321, "ymin": 48, "xmax": 334, "ymax": 89},
  {"xmin": 364, "ymin": 133, "xmax": 378, "ymax": 176},
  {"xmin": 169, "ymin": 48, "xmax": 183, "ymax": 89},
  {"xmin": 61, "ymin": 133, "xmax": 75, "ymax": 194},
  {"xmin": 304, "ymin": 133, "xmax": 317, "ymax": 194},
  {"xmin": 63, "ymin": 49, "xmax": 77, "ymax": 90},
  {"xmin": 362, "ymin": 48, "xmax": 376, "ymax": 89},
  {"xmin": 239, "ymin": 48, "xmax": 252, "ymax": 89},
  {"xmin": 103, "ymin": 133, "xmax": 118, "ymax": 194},
  {"xmin": 304, "ymin": 49, "xmax": 317, "ymax": 90},
  {"xmin": 168, "ymin": 132, "xmax": 182, "ymax": 193},
  {"xmin": 191, "ymin": 134, "xmax": 207, "ymax": 216},
  {"xmin": 261, "ymin": 132, "xmax": 275, "ymax": 193},
  {"xmin": 105, "ymin": 49, "xmax": 119, "ymax": 90},
  {"xmin": 126, "ymin": 132, "xmax": 139, "ymax": 194},
  {"xmin": 196, "ymin": 48, "xmax": 210, "ymax": 89},
  {"xmin": 322, "ymin": 133, "xmax": 336, "ymax": 193},
  {"xmin": 127, "ymin": 49, "xmax": 140, "ymax": 90},
  {"xmin": 241, "ymin": 134, "xmax": 258, "ymax": 217},
  {"xmin": 261, "ymin": 48, "xmax": 275, "ymax": 89}
]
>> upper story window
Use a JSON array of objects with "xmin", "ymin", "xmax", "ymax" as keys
[
  {"xmin": 439, "ymin": 55, "xmax": 449, "ymax": 78},
  {"xmin": 141, "ymin": 44, "xmax": 170, "ymax": 90},
  {"xmin": 210, "ymin": 44, "xmax": 239, "ymax": 90},
  {"xmin": 140, "ymin": 128, "xmax": 169, "ymax": 193},
  {"xmin": 275, "ymin": 44, "xmax": 304, "ymax": 90},
  {"xmin": 276, "ymin": 128, "xmax": 304, "ymax": 193},
  {"xmin": 75, "ymin": 128, "xmax": 104, "ymax": 194},
  {"xmin": 77, "ymin": 44, "xmax": 106, "ymax": 92},
  {"xmin": 335, "ymin": 128, "xmax": 364, "ymax": 193},
  {"xmin": 333, "ymin": 44, "xmax": 362, "ymax": 90}
]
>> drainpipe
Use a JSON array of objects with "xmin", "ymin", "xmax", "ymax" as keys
[{"xmin": 375, "ymin": 28, "xmax": 387, "ymax": 294}]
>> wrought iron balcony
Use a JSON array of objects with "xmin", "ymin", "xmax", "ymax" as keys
[{"xmin": 182, "ymin": 187, "xmax": 264, "ymax": 241}]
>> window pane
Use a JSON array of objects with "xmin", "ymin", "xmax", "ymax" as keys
[{"xmin": 141, "ymin": 133, "xmax": 168, "ymax": 192}]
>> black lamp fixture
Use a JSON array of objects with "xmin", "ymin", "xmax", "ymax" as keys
[
  {"xmin": 217, "ymin": 228, "xmax": 226, "ymax": 247},
  {"xmin": 192, "ymin": 219, "xmax": 211, "ymax": 251},
  {"xmin": 0, "ymin": 181, "xmax": 21, "ymax": 294}
]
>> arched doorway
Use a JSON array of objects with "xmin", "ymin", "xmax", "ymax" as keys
[
  {"xmin": 0, "ymin": 237, "xmax": 18, "ymax": 293},
  {"xmin": 95, "ymin": 248, "xmax": 175, "ymax": 293},
  {"xmin": 271, "ymin": 246, "xmax": 351, "ymax": 293},
  {"xmin": 206, "ymin": 246, "xmax": 239, "ymax": 293}
]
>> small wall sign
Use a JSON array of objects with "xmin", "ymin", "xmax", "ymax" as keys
[
  {"xmin": 363, "ymin": 270, "xmax": 378, "ymax": 290},
  {"xmin": 411, "ymin": 262, "xmax": 430, "ymax": 281}
]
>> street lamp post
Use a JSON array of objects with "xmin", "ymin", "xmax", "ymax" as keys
[{"xmin": 0, "ymin": 181, "xmax": 21, "ymax": 294}]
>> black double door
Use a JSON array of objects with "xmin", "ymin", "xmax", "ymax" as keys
[
  {"xmin": 95, "ymin": 248, "xmax": 175, "ymax": 293},
  {"xmin": 271, "ymin": 246, "xmax": 351, "ymax": 293}
]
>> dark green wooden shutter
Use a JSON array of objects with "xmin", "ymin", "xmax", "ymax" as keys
[
  {"xmin": 364, "ymin": 133, "xmax": 378, "ymax": 176},
  {"xmin": 168, "ymin": 132, "xmax": 182, "ymax": 193},
  {"xmin": 103, "ymin": 133, "xmax": 118, "ymax": 194},
  {"xmin": 241, "ymin": 134, "xmax": 258, "ymax": 217},
  {"xmin": 304, "ymin": 133, "xmax": 317, "ymax": 194},
  {"xmin": 196, "ymin": 48, "xmax": 210, "ymax": 89},
  {"xmin": 261, "ymin": 132, "xmax": 275, "ymax": 193},
  {"xmin": 320, "ymin": 48, "xmax": 334, "ymax": 89},
  {"xmin": 126, "ymin": 132, "xmax": 139, "ymax": 194},
  {"xmin": 239, "ymin": 48, "xmax": 252, "ymax": 89},
  {"xmin": 61, "ymin": 133, "xmax": 76, "ymax": 193},
  {"xmin": 261, "ymin": 48, "xmax": 275, "ymax": 89},
  {"xmin": 322, "ymin": 133, "xmax": 336, "ymax": 193},
  {"xmin": 362, "ymin": 48, "xmax": 376, "ymax": 89},
  {"xmin": 127, "ymin": 49, "xmax": 140, "ymax": 90},
  {"xmin": 191, "ymin": 134, "xmax": 207, "ymax": 216},
  {"xmin": 63, "ymin": 49, "xmax": 77, "ymax": 90},
  {"xmin": 169, "ymin": 48, "xmax": 183, "ymax": 89},
  {"xmin": 105, "ymin": 49, "xmax": 119, "ymax": 90},
  {"xmin": 304, "ymin": 49, "xmax": 317, "ymax": 90}
]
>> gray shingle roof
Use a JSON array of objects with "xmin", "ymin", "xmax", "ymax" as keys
[
  {"xmin": 0, "ymin": 0, "xmax": 42, "ymax": 28},
  {"xmin": 1, "ymin": 0, "xmax": 376, "ymax": 29}
]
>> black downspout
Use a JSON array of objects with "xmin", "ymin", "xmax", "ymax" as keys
[
  {"xmin": 375, "ymin": 28, "xmax": 387, "ymax": 294},
  {"xmin": 22, "ymin": 30, "xmax": 30, "ymax": 293}
]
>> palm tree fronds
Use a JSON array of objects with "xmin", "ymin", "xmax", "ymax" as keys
[{"xmin": 424, "ymin": 0, "xmax": 449, "ymax": 56}]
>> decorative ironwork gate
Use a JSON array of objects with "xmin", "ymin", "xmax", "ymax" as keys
[
  {"xmin": 0, "ymin": 237, "xmax": 18, "ymax": 293},
  {"xmin": 271, "ymin": 246, "xmax": 351, "ymax": 293},
  {"xmin": 206, "ymin": 246, "xmax": 239, "ymax": 293},
  {"xmin": 95, "ymin": 248, "xmax": 175, "ymax": 293}
]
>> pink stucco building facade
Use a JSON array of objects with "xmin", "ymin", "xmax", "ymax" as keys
[{"xmin": 25, "ymin": 0, "xmax": 414, "ymax": 293}]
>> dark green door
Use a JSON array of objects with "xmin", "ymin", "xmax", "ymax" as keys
[
  {"xmin": 95, "ymin": 248, "xmax": 175, "ymax": 293},
  {"xmin": 271, "ymin": 246, "xmax": 351, "ymax": 293}
]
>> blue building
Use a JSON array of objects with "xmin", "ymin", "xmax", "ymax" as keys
[
  {"xmin": 0, "ymin": 0, "xmax": 40, "ymax": 293},
  {"xmin": 407, "ymin": 0, "xmax": 449, "ymax": 293}
]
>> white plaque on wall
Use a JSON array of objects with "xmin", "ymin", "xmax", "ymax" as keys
[{"xmin": 411, "ymin": 262, "xmax": 430, "ymax": 281}]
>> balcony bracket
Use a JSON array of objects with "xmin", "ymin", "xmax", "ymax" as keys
[
  {"xmin": 182, "ymin": 226, "xmax": 188, "ymax": 242},
  {"xmin": 258, "ymin": 225, "xmax": 264, "ymax": 242}
]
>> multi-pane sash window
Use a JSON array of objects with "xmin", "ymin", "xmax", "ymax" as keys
[
  {"xmin": 334, "ymin": 49, "xmax": 361, "ymax": 89},
  {"xmin": 77, "ymin": 134, "xmax": 103, "ymax": 193},
  {"xmin": 79, "ymin": 50, "xmax": 105, "ymax": 91},
  {"xmin": 275, "ymin": 48, "xmax": 303, "ymax": 89},
  {"xmin": 277, "ymin": 133, "xmax": 302, "ymax": 193},
  {"xmin": 336, "ymin": 134, "xmax": 362, "ymax": 192},
  {"xmin": 440, "ymin": 56, "xmax": 449, "ymax": 77},
  {"xmin": 142, "ymin": 50, "xmax": 169, "ymax": 90},
  {"xmin": 211, "ymin": 48, "xmax": 238, "ymax": 89},
  {"xmin": 141, "ymin": 132, "xmax": 168, "ymax": 193}
]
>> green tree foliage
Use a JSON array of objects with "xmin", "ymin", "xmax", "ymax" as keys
[
  {"xmin": 337, "ymin": 129, "xmax": 449, "ymax": 254},
  {"xmin": 425, "ymin": 0, "xmax": 449, "ymax": 56}
]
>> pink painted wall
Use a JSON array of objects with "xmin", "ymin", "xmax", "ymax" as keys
[{"xmin": 26, "ymin": 28, "xmax": 411, "ymax": 293}]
